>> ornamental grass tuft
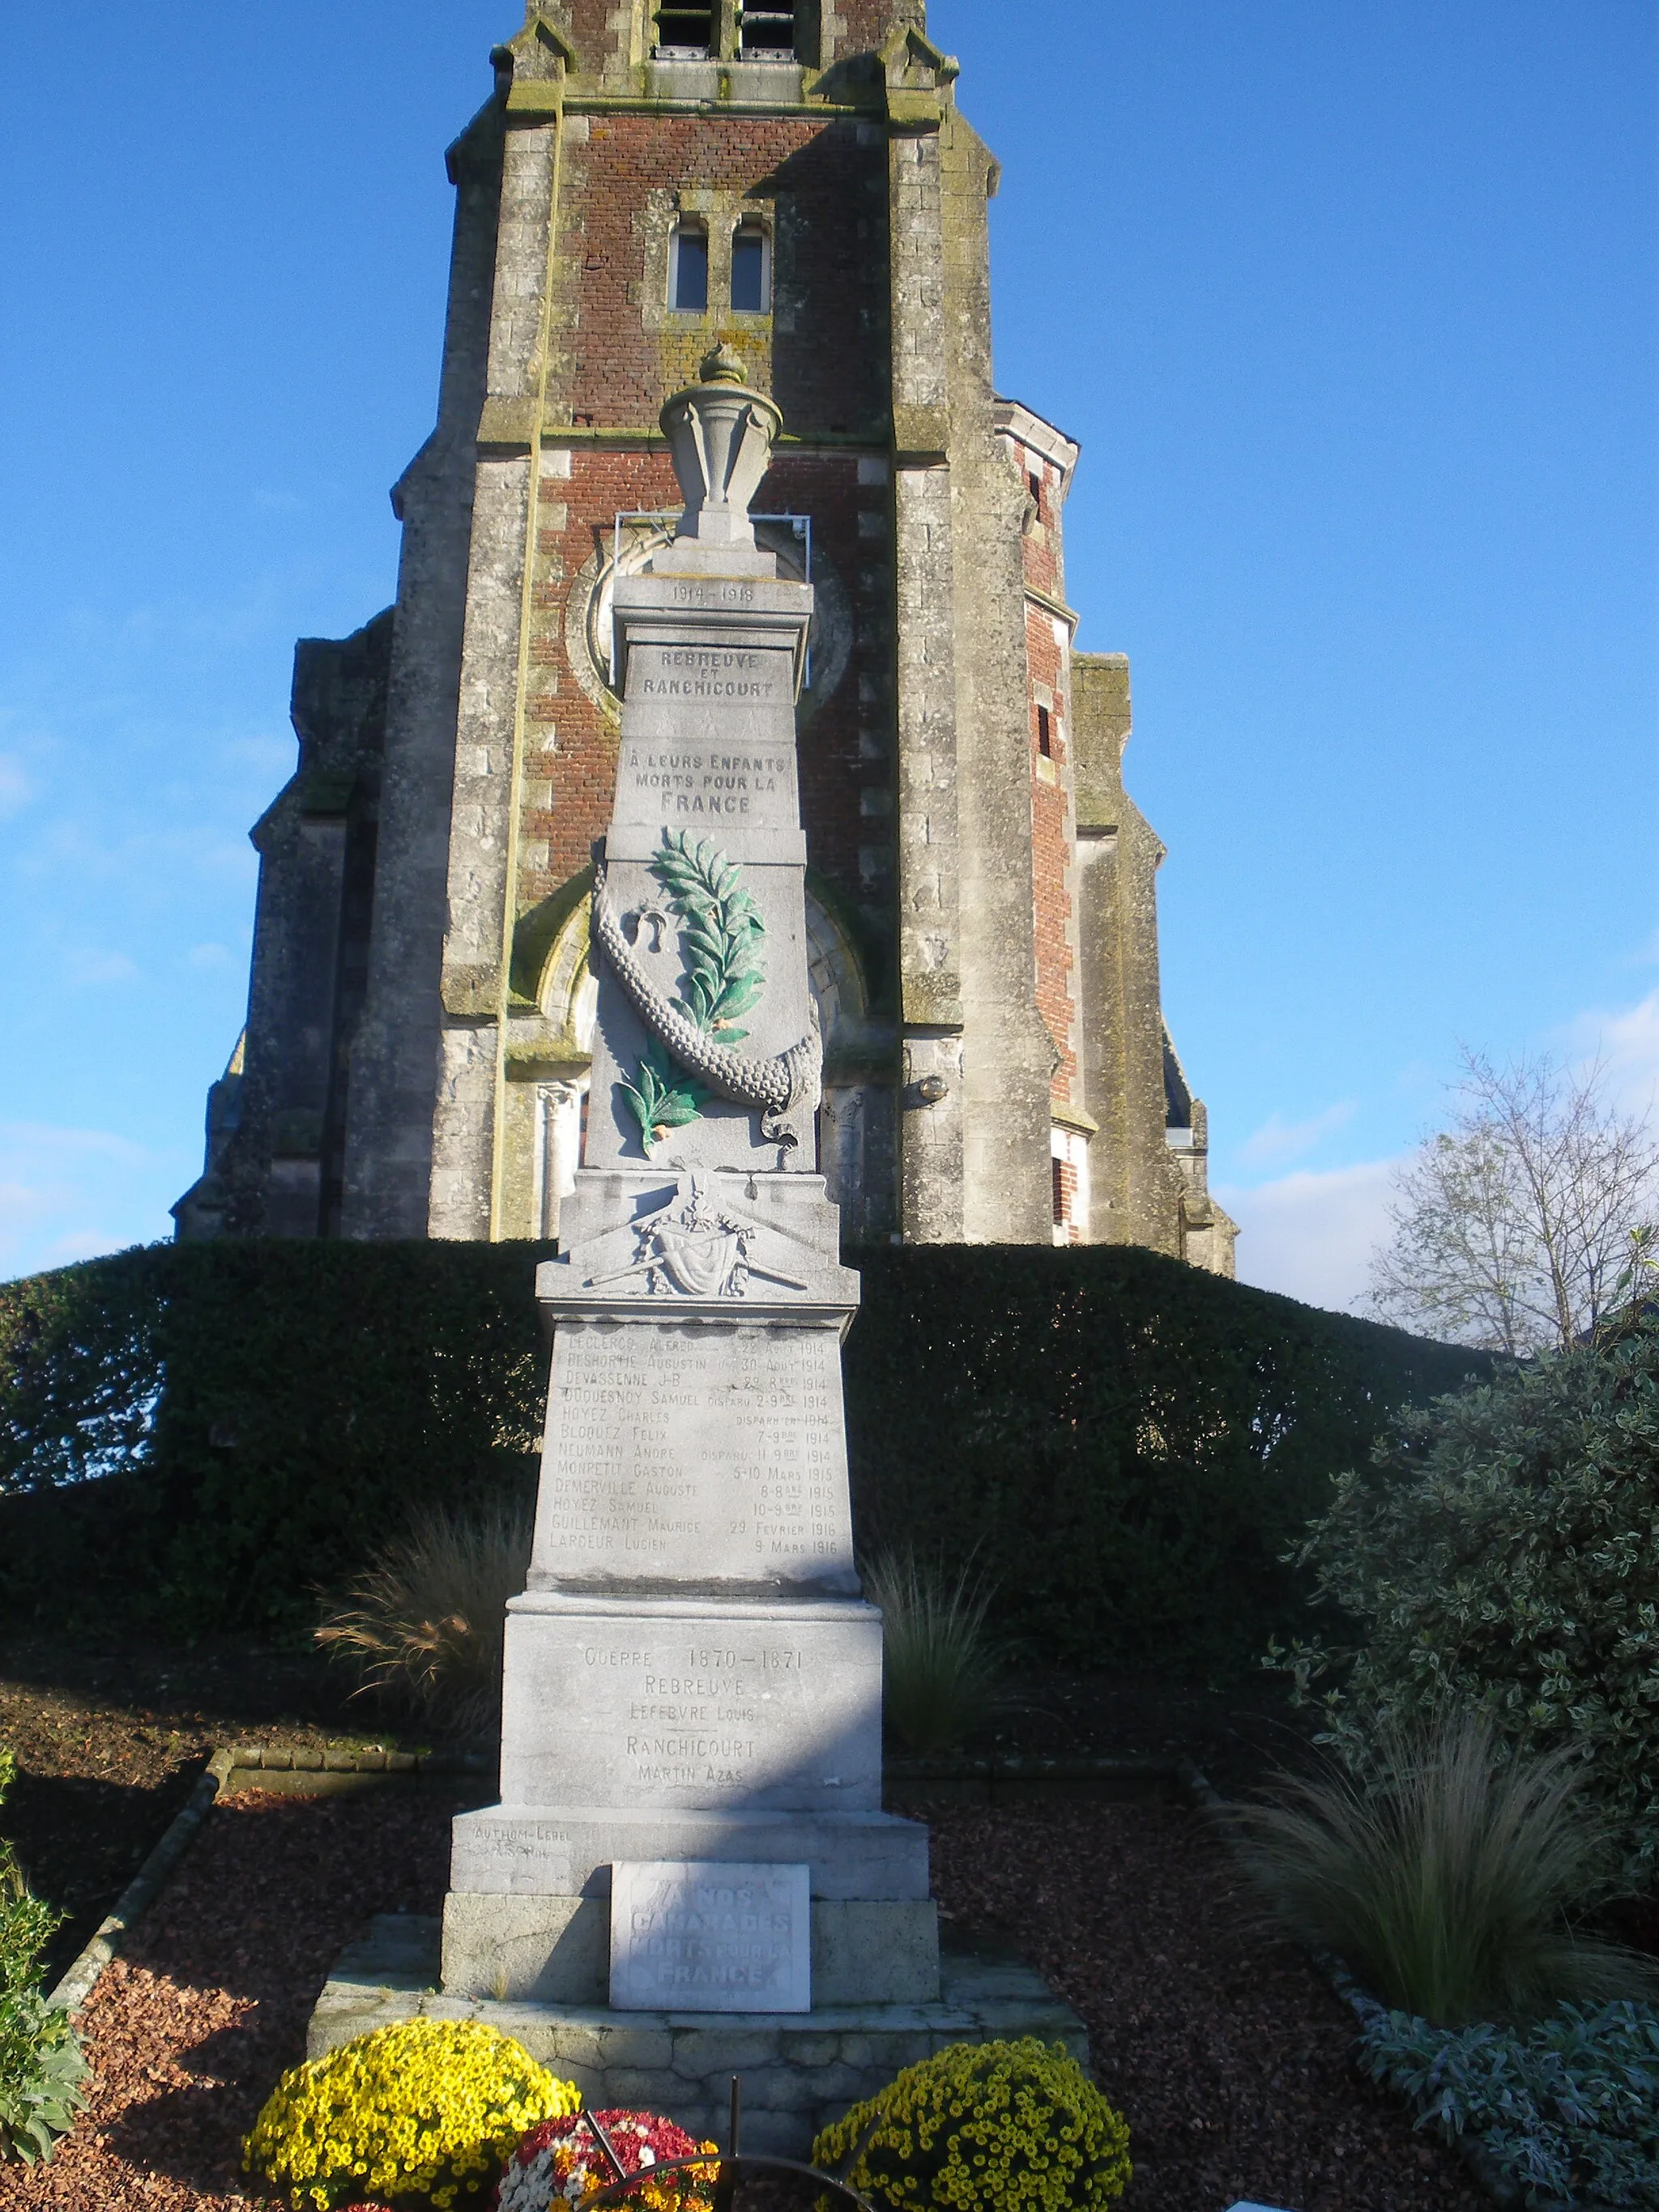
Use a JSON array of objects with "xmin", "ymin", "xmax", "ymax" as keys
[
  {"xmin": 315, "ymin": 1496, "xmax": 534, "ymax": 1737},
  {"xmin": 243, "ymin": 2018, "xmax": 578, "ymax": 2211},
  {"xmin": 862, "ymin": 1550, "xmax": 1002, "ymax": 1756},
  {"xmin": 812, "ymin": 2037, "xmax": 1131, "ymax": 2211},
  {"xmin": 1230, "ymin": 1715, "xmax": 1659, "ymax": 2028}
]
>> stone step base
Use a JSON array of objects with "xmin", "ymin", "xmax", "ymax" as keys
[
  {"xmin": 452, "ymin": 1804, "xmax": 930, "ymax": 1901},
  {"xmin": 309, "ymin": 1914, "xmax": 1088, "ymax": 2159},
  {"xmin": 442, "ymin": 1891, "xmax": 940, "ymax": 2005}
]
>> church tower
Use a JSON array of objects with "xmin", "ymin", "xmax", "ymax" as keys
[{"xmin": 176, "ymin": 0, "xmax": 1236, "ymax": 1272}]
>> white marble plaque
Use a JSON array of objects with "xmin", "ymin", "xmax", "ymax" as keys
[{"xmin": 608, "ymin": 1859, "xmax": 810, "ymax": 2012}]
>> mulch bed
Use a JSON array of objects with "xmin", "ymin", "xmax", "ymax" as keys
[
  {"xmin": 0, "ymin": 1638, "xmax": 431, "ymax": 1984},
  {"xmin": 0, "ymin": 1783, "xmax": 1489, "ymax": 2212},
  {"xmin": 922, "ymin": 1801, "xmax": 1486, "ymax": 2212},
  {"xmin": 0, "ymin": 1634, "xmax": 1310, "ymax": 1989},
  {"xmin": 0, "ymin": 1788, "xmax": 458, "ymax": 2212}
]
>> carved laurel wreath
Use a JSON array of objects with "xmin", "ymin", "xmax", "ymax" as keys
[
  {"xmin": 603, "ymin": 833, "xmax": 819, "ymax": 1155},
  {"xmin": 654, "ymin": 829, "xmax": 768, "ymax": 1039}
]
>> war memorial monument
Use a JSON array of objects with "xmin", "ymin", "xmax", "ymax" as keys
[{"xmin": 309, "ymin": 356, "xmax": 1081, "ymax": 2150}]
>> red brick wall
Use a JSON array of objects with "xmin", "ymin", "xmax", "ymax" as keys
[
  {"xmin": 998, "ymin": 432, "xmax": 1078, "ymax": 1109},
  {"xmin": 1051, "ymin": 1152, "xmax": 1077, "ymax": 1234},
  {"xmin": 758, "ymin": 450, "xmax": 889, "ymax": 911},
  {"xmin": 524, "ymin": 450, "xmax": 675, "ymax": 894},
  {"xmin": 837, "ymin": 0, "xmax": 913, "ymax": 52},
  {"xmin": 518, "ymin": 446, "xmax": 891, "ymax": 937},
  {"xmin": 558, "ymin": 114, "xmax": 889, "ymax": 437},
  {"xmin": 514, "ymin": 96, "xmax": 898, "ymax": 958},
  {"xmin": 1017, "ymin": 462, "xmax": 1063, "ymax": 603},
  {"xmin": 1025, "ymin": 593, "xmax": 1075, "ymax": 1102}
]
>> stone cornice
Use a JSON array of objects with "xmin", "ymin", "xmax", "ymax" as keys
[
  {"xmin": 476, "ymin": 399, "xmax": 885, "ymax": 454},
  {"xmin": 1024, "ymin": 582, "xmax": 1081, "ymax": 635}
]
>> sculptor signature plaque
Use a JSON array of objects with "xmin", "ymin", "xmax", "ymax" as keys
[{"xmin": 608, "ymin": 1859, "xmax": 810, "ymax": 2012}]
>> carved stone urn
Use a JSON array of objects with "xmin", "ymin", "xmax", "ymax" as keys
[{"xmin": 659, "ymin": 343, "xmax": 783, "ymax": 550}]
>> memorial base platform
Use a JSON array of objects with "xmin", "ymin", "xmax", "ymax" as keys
[{"xmin": 307, "ymin": 1913, "xmax": 1089, "ymax": 2159}]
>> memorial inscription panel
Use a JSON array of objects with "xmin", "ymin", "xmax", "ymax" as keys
[
  {"xmin": 534, "ymin": 1322, "xmax": 855, "ymax": 1587},
  {"xmin": 608, "ymin": 1859, "xmax": 810, "ymax": 2013},
  {"xmin": 499, "ymin": 1605, "xmax": 883, "ymax": 1812}
]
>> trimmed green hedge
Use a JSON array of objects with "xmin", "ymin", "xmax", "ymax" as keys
[
  {"xmin": 0, "ymin": 1242, "xmax": 552, "ymax": 1634},
  {"xmin": 0, "ymin": 1240, "xmax": 1487, "ymax": 1667},
  {"xmin": 845, "ymin": 1246, "xmax": 1489, "ymax": 1668}
]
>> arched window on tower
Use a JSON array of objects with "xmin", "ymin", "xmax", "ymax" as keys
[
  {"xmin": 731, "ymin": 222, "xmax": 770, "ymax": 314},
  {"xmin": 669, "ymin": 221, "xmax": 709, "ymax": 313},
  {"xmin": 740, "ymin": 2, "xmax": 796, "ymax": 54},
  {"xmin": 655, "ymin": 2, "xmax": 714, "ymax": 55}
]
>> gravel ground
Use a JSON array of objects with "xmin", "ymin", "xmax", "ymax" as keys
[{"xmin": 0, "ymin": 1782, "xmax": 1494, "ymax": 2212}]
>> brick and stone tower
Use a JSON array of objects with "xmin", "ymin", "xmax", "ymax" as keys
[{"xmin": 176, "ymin": 0, "xmax": 1236, "ymax": 1273}]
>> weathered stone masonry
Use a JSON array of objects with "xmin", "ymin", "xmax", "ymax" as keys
[{"xmin": 175, "ymin": 0, "xmax": 1235, "ymax": 1275}]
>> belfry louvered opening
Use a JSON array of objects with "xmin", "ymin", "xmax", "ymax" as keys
[
  {"xmin": 655, "ymin": 2, "xmax": 714, "ymax": 53},
  {"xmin": 740, "ymin": 2, "xmax": 796, "ymax": 53}
]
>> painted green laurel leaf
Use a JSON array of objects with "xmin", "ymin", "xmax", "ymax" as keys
[
  {"xmin": 616, "ymin": 1039, "xmax": 706, "ymax": 1156},
  {"xmin": 650, "ymin": 832, "xmax": 767, "ymax": 1047}
]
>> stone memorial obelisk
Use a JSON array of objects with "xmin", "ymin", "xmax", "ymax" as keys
[
  {"xmin": 306, "ymin": 350, "xmax": 1084, "ymax": 2144},
  {"xmin": 445, "ymin": 347, "xmax": 936, "ymax": 2044}
]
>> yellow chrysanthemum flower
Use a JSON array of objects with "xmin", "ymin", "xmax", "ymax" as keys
[
  {"xmin": 812, "ymin": 2039, "xmax": 1130, "ymax": 2212},
  {"xmin": 243, "ymin": 2018, "xmax": 580, "ymax": 2212}
]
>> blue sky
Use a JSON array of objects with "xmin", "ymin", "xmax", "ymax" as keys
[{"xmin": 2, "ymin": 2, "xmax": 1655, "ymax": 1302}]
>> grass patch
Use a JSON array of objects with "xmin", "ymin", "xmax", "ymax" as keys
[
  {"xmin": 863, "ymin": 1551, "xmax": 1002, "ymax": 1756},
  {"xmin": 1230, "ymin": 1715, "xmax": 1659, "ymax": 2027},
  {"xmin": 315, "ymin": 1498, "xmax": 533, "ymax": 1738}
]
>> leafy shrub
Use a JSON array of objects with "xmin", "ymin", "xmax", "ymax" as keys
[
  {"xmin": 0, "ymin": 1748, "xmax": 87, "ymax": 2163},
  {"xmin": 497, "ymin": 2109, "xmax": 718, "ymax": 2211},
  {"xmin": 1, "ymin": 1239, "xmax": 1484, "ymax": 1669},
  {"xmin": 812, "ymin": 2038, "xmax": 1131, "ymax": 2211},
  {"xmin": 1355, "ymin": 1996, "xmax": 1659, "ymax": 2209},
  {"xmin": 0, "ymin": 1240, "xmax": 548, "ymax": 1637},
  {"xmin": 315, "ymin": 1497, "xmax": 535, "ymax": 1737},
  {"xmin": 243, "ymin": 2018, "xmax": 578, "ymax": 2210},
  {"xmin": 0, "ymin": 1992, "xmax": 86, "ymax": 2166},
  {"xmin": 1230, "ymin": 1717, "xmax": 1657, "ymax": 2027},
  {"xmin": 862, "ymin": 1551, "xmax": 1002, "ymax": 1754},
  {"xmin": 1274, "ymin": 1305, "xmax": 1659, "ymax": 1877}
]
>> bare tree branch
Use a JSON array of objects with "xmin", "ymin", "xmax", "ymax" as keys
[{"xmin": 1367, "ymin": 1051, "xmax": 1659, "ymax": 1351}]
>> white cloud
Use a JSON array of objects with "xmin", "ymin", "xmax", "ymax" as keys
[
  {"xmin": 0, "ymin": 1123, "xmax": 173, "ymax": 1282},
  {"xmin": 66, "ymin": 948, "xmax": 142, "ymax": 988},
  {"xmin": 1239, "ymin": 1098, "xmax": 1356, "ymax": 1169},
  {"xmin": 1218, "ymin": 1157, "xmax": 1399, "ymax": 1315},
  {"xmin": 0, "ymin": 753, "xmax": 35, "ymax": 819},
  {"xmin": 1565, "ymin": 988, "xmax": 1659, "ymax": 1119},
  {"xmin": 187, "ymin": 940, "xmax": 236, "ymax": 970}
]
